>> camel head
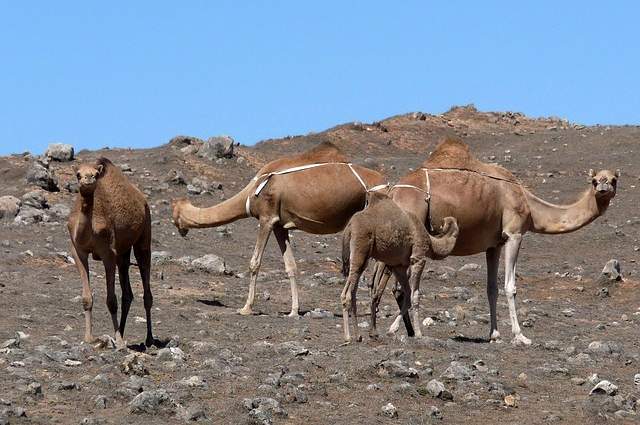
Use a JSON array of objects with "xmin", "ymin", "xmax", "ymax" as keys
[
  {"xmin": 75, "ymin": 163, "xmax": 104, "ymax": 196},
  {"xmin": 589, "ymin": 169, "xmax": 620, "ymax": 202},
  {"xmin": 171, "ymin": 198, "xmax": 190, "ymax": 237},
  {"xmin": 427, "ymin": 216, "xmax": 460, "ymax": 260}
]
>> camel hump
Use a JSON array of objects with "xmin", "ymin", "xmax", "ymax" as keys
[
  {"xmin": 296, "ymin": 141, "xmax": 348, "ymax": 163},
  {"xmin": 424, "ymin": 137, "xmax": 515, "ymax": 181},
  {"xmin": 258, "ymin": 141, "xmax": 349, "ymax": 175}
]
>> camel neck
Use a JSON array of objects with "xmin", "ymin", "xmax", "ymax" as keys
[{"xmin": 525, "ymin": 188, "xmax": 609, "ymax": 234}]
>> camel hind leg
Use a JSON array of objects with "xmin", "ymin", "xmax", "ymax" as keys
[
  {"xmin": 116, "ymin": 248, "xmax": 133, "ymax": 346},
  {"xmin": 388, "ymin": 266, "xmax": 413, "ymax": 336},
  {"xmin": 238, "ymin": 218, "xmax": 274, "ymax": 315},
  {"xmin": 341, "ymin": 238, "xmax": 368, "ymax": 342},
  {"xmin": 273, "ymin": 225, "xmax": 299, "ymax": 317},
  {"xmin": 134, "ymin": 238, "xmax": 154, "ymax": 348}
]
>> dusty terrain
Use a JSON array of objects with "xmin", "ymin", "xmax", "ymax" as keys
[{"xmin": 1, "ymin": 105, "xmax": 640, "ymax": 424}]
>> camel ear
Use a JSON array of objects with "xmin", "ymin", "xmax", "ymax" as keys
[
  {"xmin": 615, "ymin": 169, "xmax": 621, "ymax": 178},
  {"xmin": 96, "ymin": 164, "xmax": 104, "ymax": 176},
  {"xmin": 588, "ymin": 169, "xmax": 595, "ymax": 178}
]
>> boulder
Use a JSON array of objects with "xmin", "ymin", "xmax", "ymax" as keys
[
  {"xmin": 600, "ymin": 259, "xmax": 622, "ymax": 282},
  {"xmin": 26, "ymin": 161, "xmax": 59, "ymax": 192},
  {"xmin": 45, "ymin": 143, "xmax": 74, "ymax": 162},
  {"xmin": 21, "ymin": 190, "xmax": 48, "ymax": 209},
  {"xmin": 0, "ymin": 196, "xmax": 21, "ymax": 220},
  {"xmin": 191, "ymin": 254, "xmax": 227, "ymax": 275},
  {"xmin": 198, "ymin": 136, "xmax": 235, "ymax": 160},
  {"xmin": 49, "ymin": 203, "xmax": 71, "ymax": 219}
]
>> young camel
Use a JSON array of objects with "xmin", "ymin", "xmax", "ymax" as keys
[
  {"xmin": 372, "ymin": 137, "xmax": 619, "ymax": 345},
  {"xmin": 172, "ymin": 142, "xmax": 386, "ymax": 317},
  {"xmin": 68, "ymin": 158, "xmax": 155, "ymax": 348},
  {"xmin": 340, "ymin": 191, "xmax": 459, "ymax": 342}
]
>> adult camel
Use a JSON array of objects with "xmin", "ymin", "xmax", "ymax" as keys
[
  {"xmin": 172, "ymin": 142, "xmax": 386, "ymax": 316},
  {"xmin": 372, "ymin": 137, "xmax": 619, "ymax": 345}
]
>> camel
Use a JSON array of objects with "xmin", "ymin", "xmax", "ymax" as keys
[
  {"xmin": 67, "ymin": 158, "xmax": 155, "ymax": 348},
  {"xmin": 372, "ymin": 137, "xmax": 619, "ymax": 345},
  {"xmin": 172, "ymin": 142, "xmax": 387, "ymax": 316},
  {"xmin": 340, "ymin": 191, "xmax": 459, "ymax": 342}
]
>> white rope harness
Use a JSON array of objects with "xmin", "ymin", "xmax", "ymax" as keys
[{"xmin": 245, "ymin": 162, "xmax": 388, "ymax": 218}]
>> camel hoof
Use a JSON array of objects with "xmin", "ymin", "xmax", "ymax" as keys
[
  {"xmin": 84, "ymin": 335, "xmax": 98, "ymax": 344},
  {"xmin": 237, "ymin": 307, "xmax": 254, "ymax": 316},
  {"xmin": 490, "ymin": 330, "xmax": 501, "ymax": 341},
  {"xmin": 287, "ymin": 311, "xmax": 300, "ymax": 319},
  {"xmin": 145, "ymin": 338, "xmax": 155, "ymax": 348},
  {"xmin": 511, "ymin": 334, "xmax": 532, "ymax": 346},
  {"xmin": 387, "ymin": 318, "xmax": 402, "ymax": 335}
]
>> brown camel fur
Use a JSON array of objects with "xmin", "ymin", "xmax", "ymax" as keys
[
  {"xmin": 340, "ymin": 191, "xmax": 459, "ymax": 342},
  {"xmin": 373, "ymin": 137, "xmax": 619, "ymax": 345},
  {"xmin": 172, "ymin": 142, "xmax": 386, "ymax": 316},
  {"xmin": 68, "ymin": 158, "xmax": 155, "ymax": 348}
]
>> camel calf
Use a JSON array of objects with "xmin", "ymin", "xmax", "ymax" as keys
[
  {"xmin": 67, "ymin": 158, "xmax": 155, "ymax": 348},
  {"xmin": 340, "ymin": 192, "xmax": 459, "ymax": 342}
]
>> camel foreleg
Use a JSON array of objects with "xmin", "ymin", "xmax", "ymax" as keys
[
  {"xmin": 70, "ymin": 243, "xmax": 95, "ymax": 344},
  {"xmin": 486, "ymin": 247, "xmax": 502, "ymax": 342},
  {"xmin": 504, "ymin": 233, "xmax": 530, "ymax": 346},
  {"xmin": 238, "ymin": 219, "xmax": 274, "ymax": 315},
  {"xmin": 273, "ymin": 225, "xmax": 299, "ymax": 317}
]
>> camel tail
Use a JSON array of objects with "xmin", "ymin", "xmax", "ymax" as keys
[{"xmin": 341, "ymin": 224, "xmax": 352, "ymax": 277}]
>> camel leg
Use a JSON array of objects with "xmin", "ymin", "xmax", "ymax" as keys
[
  {"xmin": 504, "ymin": 233, "xmax": 530, "ymax": 346},
  {"xmin": 486, "ymin": 246, "xmax": 502, "ymax": 342},
  {"xmin": 408, "ymin": 256, "xmax": 427, "ymax": 338},
  {"xmin": 70, "ymin": 244, "xmax": 95, "ymax": 344},
  {"xmin": 134, "ymin": 241, "xmax": 155, "ymax": 347},
  {"xmin": 388, "ymin": 267, "xmax": 412, "ymax": 335},
  {"xmin": 102, "ymin": 253, "xmax": 122, "ymax": 348},
  {"xmin": 116, "ymin": 249, "xmax": 133, "ymax": 347},
  {"xmin": 238, "ymin": 219, "xmax": 273, "ymax": 315},
  {"xmin": 273, "ymin": 225, "xmax": 299, "ymax": 317},
  {"xmin": 370, "ymin": 262, "xmax": 390, "ymax": 338},
  {"xmin": 388, "ymin": 279, "xmax": 415, "ymax": 337},
  {"xmin": 341, "ymin": 243, "xmax": 367, "ymax": 343}
]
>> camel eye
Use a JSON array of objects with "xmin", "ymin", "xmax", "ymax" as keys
[
  {"xmin": 76, "ymin": 172, "xmax": 81, "ymax": 180},
  {"xmin": 611, "ymin": 179, "xmax": 617, "ymax": 186},
  {"xmin": 592, "ymin": 179, "xmax": 597, "ymax": 186}
]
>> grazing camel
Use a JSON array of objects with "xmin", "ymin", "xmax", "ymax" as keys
[
  {"xmin": 172, "ymin": 142, "xmax": 387, "ymax": 316},
  {"xmin": 373, "ymin": 137, "xmax": 619, "ymax": 345},
  {"xmin": 68, "ymin": 158, "xmax": 155, "ymax": 348},
  {"xmin": 340, "ymin": 191, "xmax": 459, "ymax": 342}
]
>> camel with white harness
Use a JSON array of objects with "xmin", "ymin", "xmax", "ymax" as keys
[
  {"xmin": 172, "ymin": 142, "xmax": 387, "ymax": 316},
  {"xmin": 371, "ymin": 137, "xmax": 619, "ymax": 345}
]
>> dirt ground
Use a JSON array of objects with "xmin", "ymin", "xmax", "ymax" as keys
[{"xmin": 1, "ymin": 106, "xmax": 640, "ymax": 424}]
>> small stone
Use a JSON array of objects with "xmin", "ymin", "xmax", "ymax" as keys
[
  {"xmin": 422, "ymin": 317, "xmax": 436, "ymax": 327},
  {"xmin": 441, "ymin": 361, "xmax": 472, "ymax": 381},
  {"xmin": 129, "ymin": 389, "xmax": 173, "ymax": 414},
  {"xmin": 459, "ymin": 263, "xmax": 481, "ymax": 272},
  {"xmin": 600, "ymin": 259, "xmax": 622, "ymax": 282},
  {"xmin": 517, "ymin": 373, "xmax": 528, "ymax": 387},
  {"xmin": 94, "ymin": 395, "xmax": 107, "ymax": 409},
  {"xmin": 191, "ymin": 254, "xmax": 227, "ymax": 275},
  {"xmin": 156, "ymin": 347, "xmax": 185, "ymax": 362},
  {"xmin": 0, "ymin": 196, "xmax": 21, "ymax": 220},
  {"xmin": 428, "ymin": 405, "xmax": 443, "ymax": 420},
  {"xmin": 426, "ymin": 379, "xmax": 452, "ymax": 400},
  {"xmin": 178, "ymin": 375, "xmax": 207, "ymax": 388},
  {"xmin": 121, "ymin": 353, "xmax": 149, "ymax": 376},
  {"xmin": 634, "ymin": 373, "xmax": 640, "ymax": 386},
  {"xmin": 381, "ymin": 402, "xmax": 397, "ymax": 418},
  {"xmin": 504, "ymin": 394, "xmax": 518, "ymax": 407},
  {"xmin": 304, "ymin": 308, "xmax": 334, "ymax": 319},
  {"xmin": 590, "ymin": 380, "xmax": 618, "ymax": 396}
]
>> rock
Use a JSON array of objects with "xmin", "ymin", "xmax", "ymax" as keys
[
  {"xmin": 186, "ymin": 184, "xmax": 202, "ymax": 195},
  {"xmin": 191, "ymin": 254, "xmax": 227, "ymax": 275},
  {"xmin": 25, "ymin": 382, "xmax": 42, "ymax": 396},
  {"xmin": 26, "ymin": 161, "xmax": 59, "ymax": 191},
  {"xmin": 381, "ymin": 403, "xmax": 398, "ymax": 418},
  {"xmin": 600, "ymin": 259, "xmax": 622, "ymax": 282},
  {"xmin": 169, "ymin": 135, "xmax": 204, "ymax": 149},
  {"xmin": 587, "ymin": 341, "xmax": 622, "ymax": 356},
  {"xmin": 198, "ymin": 136, "xmax": 236, "ymax": 160},
  {"xmin": 94, "ymin": 395, "xmax": 107, "ymax": 409},
  {"xmin": 426, "ymin": 379, "xmax": 452, "ymax": 400},
  {"xmin": 303, "ymin": 308, "xmax": 334, "ymax": 319},
  {"xmin": 0, "ymin": 196, "xmax": 21, "ymax": 219},
  {"xmin": 14, "ymin": 207, "xmax": 47, "ymax": 224},
  {"xmin": 243, "ymin": 397, "xmax": 287, "ymax": 417},
  {"xmin": 377, "ymin": 360, "xmax": 419, "ymax": 379},
  {"xmin": 49, "ymin": 203, "xmax": 70, "ymax": 219},
  {"xmin": 275, "ymin": 341, "xmax": 308, "ymax": 356},
  {"xmin": 164, "ymin": 169, "xmax": 186, "ymax": 185},
  {"xmin": 52, "ymin": 381, "xmax": 78, "ymax": 391},
  {"xmin": 428, "ymin": 405, "xmax": 443, "ymax": 420},
  {"xmin": 634, "ymin": 373, "xmax": 640, "ymax": 386},
  {"xmin": 121, "ymin": 353, "xmax": 149, "ymax": 376},
  {"xmin": 157, "ymin": 347, "xmax": 185, "ymax": 362},
  {"xmin": 441, "ymin": 361, "xmax": 472, "ymax": 381},
  {"xmin": 180, "ymin": 405, "xmax": 208, "ymax": 422},
  {"xmin": 151, "ymin": 251, "xmax": 172, "ymax": 266},
  {"xmin": 459, "ymin": 263, "xmax": 481, "ymax": 272},
  {"xmin": 64, "ymin": 180, "xmax": 79, "ymax": 193},
  {"xmin": 178, "ymin": 376, "xmax": 207, "ymax": 388},
  {"xmin": 504, "ymin": 394, "xmax": 518, "ymax": 407},
  {"xmin": 590, "ymin": 380, "xmax": 618, "ymax": 396},
  {"xmin": 328, "ymin": 372, "xmax": 347, "ymax": 384},
  {"xmin": 422, "ymin": 317, "xmax": 436, "ymax": 327},
  {"xmin": 129, "ymin": 389, "xmax": 174, "ymax": 414},
  {"xmin": 21, "ymin": 190, "xmax": 48, "ymax": 209},
  {"xmin": 45, "ymin": 143, "xmax": 74, "ymax": 161}
]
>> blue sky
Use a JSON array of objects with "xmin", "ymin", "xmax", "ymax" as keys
[{"xmin": 0, "ymin": 2, "xmax": 638, "ymax": 155}]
